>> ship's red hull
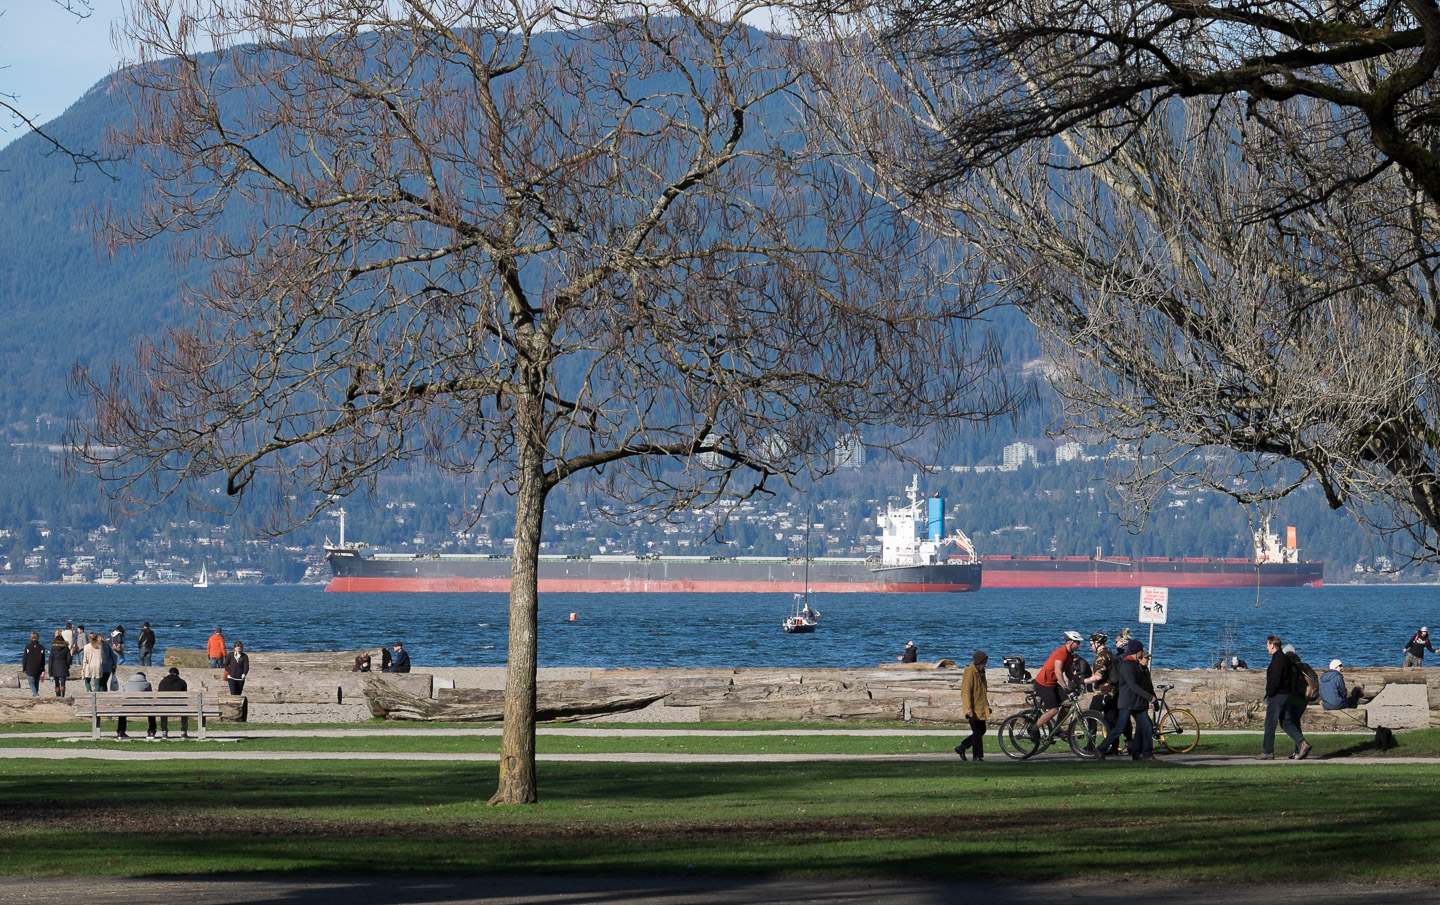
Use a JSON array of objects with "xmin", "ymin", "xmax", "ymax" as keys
[
  {"xmin": 982, "ymin": 571, "xmax": 1323, "ymax": 589},
  {"xmin": 979, "ymin": 556, "xmax": 1323, "ymax": 589}
]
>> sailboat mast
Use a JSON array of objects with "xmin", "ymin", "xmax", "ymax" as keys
[{"xmin": 804, "ymin": 508, "xmax": 811, "ymax": 595}]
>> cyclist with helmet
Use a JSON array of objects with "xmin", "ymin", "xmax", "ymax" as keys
[
  {"xmin": 1032, "ymin": 630, "xmax": 1084, "ymax": 738},
  {"xmin": 1087, "ymin": 631, "xmax": 1118, "ymax": 711}
]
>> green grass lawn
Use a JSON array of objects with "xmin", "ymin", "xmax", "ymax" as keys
[{"xmin": 2, "ymin": 735, "xmax": 1440, "ymax": 882}]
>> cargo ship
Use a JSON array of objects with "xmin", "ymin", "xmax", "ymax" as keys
[
  {"xmin": 981, "ymin": 522, "xmax": 1324, "ymax": 588},
  {"xmin": 324, "ymin": 476, "xmax": 983, "ymax": 593}
]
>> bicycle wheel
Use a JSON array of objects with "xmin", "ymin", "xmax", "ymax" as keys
[
  {"xmin": 1157, "ymin": 707, "xmax": 1200, "ymax": 753},
  {"xmin": 1068, "ymin": 709, "xmax": 1109, "ymax": 758},
  {"xmin": 997, "ymin": 712, "xmax": 1042, "ymax": 760}
]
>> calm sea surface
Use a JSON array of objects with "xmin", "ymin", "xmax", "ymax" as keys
[{"xmin": 3, "ymin": 583, "xmax": 1435, "ymax": 670}]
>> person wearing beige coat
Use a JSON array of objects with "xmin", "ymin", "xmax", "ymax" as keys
[
  {"xmin": 80, "ymin": 634, "xmax": 104, "ymax": 693},
  {"xmin": 955, "ymin": 650, "xmax": 991, "ymax": 761}
]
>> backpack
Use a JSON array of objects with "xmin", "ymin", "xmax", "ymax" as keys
[{"xmin": 1290, "ymin": 660, "xmax": 1320, "ymax": 704}]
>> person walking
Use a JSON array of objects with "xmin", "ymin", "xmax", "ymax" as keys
[
  {"xmin": 48, "ymin": 631, "xmax": 71, "ymax": 697},
  {"xmin": 1283, "ymin": 644, "xmax": 1313, "ymax": 759},
  {"xmin": 1256, "ymin": 635, "xmax": 1309, "ymax": 760},
  {"xmin": 81, "ymin": 633, "xmax": 104, "ymax": 693},
  {"xmin": 137, "ymin": 622, "xmax": 156, "ymax": 667},
  {"xmin": 21, "ymin": 631, "xmax": 46, "ymax": 697},
  {"xmin": 71, "ymin": 624, "xmax": 87, "ymax": 660},
  {"xmin": 1096, "ymin": 639, "xmax": 1157, "ymax": 761},
  {"xmin": 110, "ymin": 626, "xmax": 127, "ymax": 666},
  {"xmin": 157, "ymin": 667, "xmax": 189, "ymax": 739},
  {"xmin": 1403, "ymin": 627, "xmax": 1435, "ymax": 667},
  {"xmin": 223, "ymin": 641, "xmax": 249, "ymax": 695},
  {"xmin": 955, "ymin": 650, "xmax": 990, "ymax": 761},
  {"xmin": 98, "ymin": 631, "xmax": 118, "ymax": 692}
]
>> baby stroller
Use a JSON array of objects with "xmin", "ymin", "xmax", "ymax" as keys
[{"xmin": 1002, "ymin": 655, "xmax": 1032, "ymax": 684}]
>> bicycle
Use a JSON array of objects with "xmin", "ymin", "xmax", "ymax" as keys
[
  {"xmin": 996, "ymin": 686, "xmax": 1109, "ymax": 760},
  {"xmin": 1150, "ymin": 683, "xmax": 1200, "ymax": 753}
]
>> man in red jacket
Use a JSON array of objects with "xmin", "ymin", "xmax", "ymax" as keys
[
  {"xmin": 1032, "ymin": 630, "xmax": 1083, "ymax": 738},
  {"xmin": 207, "ymin": 627, "xmax": 226, "ymax": 668}
]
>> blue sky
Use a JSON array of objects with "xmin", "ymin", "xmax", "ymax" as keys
[{"xmin": 1, "ymin": 0, "xmax": 128, "ymax": 149}]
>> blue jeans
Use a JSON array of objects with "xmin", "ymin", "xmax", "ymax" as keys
[
  {"xmin": 139, "ymin": 647, "xmax": 153, "ymax": 666},
  {"xmin": 1099, "ymin": 707, "xmax": 1153, "ymax": 758},
  {"xmin": 1263, "ymin": 694, "xmax": 1305, "ymax": 754},
  {"xmin": 26, "ymin": 676, "xmax": 39, "ymax": 696},
  {"xmin": 210, "ymin": 657, "xmax": 224, "ymax": 668}
]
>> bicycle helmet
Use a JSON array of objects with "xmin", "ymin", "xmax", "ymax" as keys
[
  {"xmin": 1089, "ymin": 631, "xmax": 1109, "ymax": 645},
  {"xmin": 1063, "ymin": 630, "xmax": 1083, "ymax": 643}
]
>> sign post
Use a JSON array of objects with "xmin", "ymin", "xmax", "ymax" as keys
[{"xmin": 1138, "ymin": 586, "xmax": 1169, "ymax": 659}]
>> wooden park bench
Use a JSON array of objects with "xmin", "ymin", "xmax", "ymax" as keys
[{"xmin": 76, "ymin": 691, "xmax": 223, "ymax": 740}]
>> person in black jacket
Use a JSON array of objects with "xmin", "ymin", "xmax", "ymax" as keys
[
  {"xmin": 1256, "ymin": 634, "xmax": 1308, "ymax": 760},
  {"xmin": 1096, "ymin": 639, "xmax": 1156, "ymax": 761},
  {"xmin": 1403, "ymin": 627, "xmax": 1435, "ymax": 667},
  {"xmin": 384, "ymin": 642, "xmax": 411, "ymax": 673},
  {"xmin": 21, "ymin": 632, "xmax": 46, "ymax": 697},
  {"xmin": 158, "ymin": 667, "xmax": 189, "ymax": 739},
  {"xmin": 47, "ymin": 631, "xmax": 72, "ymax": 697},
  {"xmin": 223, "ymin": 641, "xmax": 250, "ymax": 695},
  {"xmin": 137, "ymin": 622, "xmax": 156, "ymax": 667}
]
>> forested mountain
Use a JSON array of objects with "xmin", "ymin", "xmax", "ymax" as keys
[{"xmin": 0, "ymin": 63, "xmax": 1418, "ymax": 583}]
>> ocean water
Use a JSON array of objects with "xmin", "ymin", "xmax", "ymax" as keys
[{"xmin": 2, "ymin": 583, "xmax": 1434, "ymax": 671}]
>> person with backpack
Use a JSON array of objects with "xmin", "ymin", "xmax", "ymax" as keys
[
  {"xmin": 1283, "ymin": 644, "xmax": 1315, "ymax": 759},
  {"xmin": 1256, "ymin": 634, "xmax": 1309, "ymax": 760},
  {"xmin": 110, "ymin": 626, "xmax": 126, "ymax": 666},
  {"xmin": 1403, "ymin": 627, "xmax": 1435, "ymax": 667},
  {"xmin": 1095, "ymin": 638, "xmax": 1156, "ymax": 761}
]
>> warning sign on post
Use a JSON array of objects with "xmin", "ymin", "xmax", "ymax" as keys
[{"xmin": 1139, "ymin": 586, "xmax": 1169, "ymax": 625}]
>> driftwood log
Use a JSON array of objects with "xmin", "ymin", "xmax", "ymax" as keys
[
  {"xmin": 362, "ymin": 675, "xmax": 667, "ymax": 721},
  {"xmin": 164, "ymin": 647, "xmax": 386, "ymax": 671}
]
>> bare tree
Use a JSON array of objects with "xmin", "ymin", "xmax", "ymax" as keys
[
  {"xmin": 1, "ymin": 1, "xmax": 116, "ymax": 177},
  {"xmin": 796, "ymin": 0, "xmax": 1440, "ymax": 558},
  {"xmin": 68, "ymin": 0, "xmax": 1016, "ymax": 804}
]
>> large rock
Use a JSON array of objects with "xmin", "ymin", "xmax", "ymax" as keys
[{"xmin": 1365, "ymin": 683, "xmax": 1430, "ymax": 730}]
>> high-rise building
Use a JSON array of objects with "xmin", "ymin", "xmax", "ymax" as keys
[
  {"xmin": 1002, "ymin": 441, "xmax": 1037, "ymax": 469},
  {"xmin": 834, "ymin": 434, "xmax": 866, "ymax": 469},
  {"xmin": 1055, "ymin": 441, "xmax": 1084, "ymax": 464}
]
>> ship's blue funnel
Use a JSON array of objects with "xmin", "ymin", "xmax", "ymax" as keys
[{"xmin": 928, "ymin": 496, "xmax": 944, "ymax": 541}]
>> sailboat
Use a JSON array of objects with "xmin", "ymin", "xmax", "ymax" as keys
[
  {"xmin": 193, "ymin": 563, "xmax": 209, "ymax": 588},
  {"xmin": 782, "ymin": 592, "xmax": 819, "ymax": 633},
  {"xmin": 782, "ymin": 512, "xmax": 820, "ymax": 634}
]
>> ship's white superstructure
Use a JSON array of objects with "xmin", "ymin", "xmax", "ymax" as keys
[{"xmin": 877, "ymin": 475, "xmax": 977, "ymax": 567}]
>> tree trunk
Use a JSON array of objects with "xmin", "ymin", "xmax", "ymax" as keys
[{"xmin": 488, "ymin": 393, "xmax": 547, "ymax": 805}]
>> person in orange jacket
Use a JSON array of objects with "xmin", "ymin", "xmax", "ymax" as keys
[{"xmin": 207, "ymin": 627, "xmax": 226, "ymax": 668}]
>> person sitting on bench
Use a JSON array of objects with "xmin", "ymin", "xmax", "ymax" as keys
[
  {"xmin": 158, "ymin": 667, "xmax": 190, "ymax": 739},
  {"xmin": 116, "ymin": 672, "xmax": 157, "ymax": 741}
]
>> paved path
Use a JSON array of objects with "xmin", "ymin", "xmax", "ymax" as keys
[
  {"xmin": 2, "ymin": 874, "xmax": 1438, "ymax": 905},
  {"xmin": 0, "ymin": 726, "xmax": 1425, "ymax": 765}
]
